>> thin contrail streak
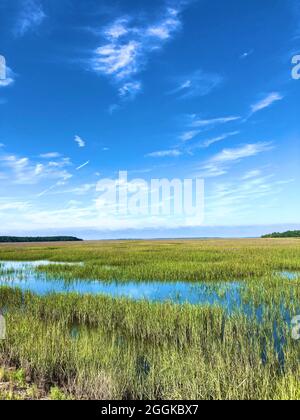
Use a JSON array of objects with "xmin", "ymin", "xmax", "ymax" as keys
[{"xmin": 76, "ymin": 161, "xmax": 90, "ymax": 170}]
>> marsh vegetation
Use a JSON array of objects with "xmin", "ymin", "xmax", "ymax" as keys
[{"xmin": 0, "ymin": 239, "xmax": 300, "ymax": 400}]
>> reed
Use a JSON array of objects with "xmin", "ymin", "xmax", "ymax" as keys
[
  {"xmin": 1, "ymin": 239, "xmax": 300, "ymax": 400},
  {"xmin": 1, "ymin": 238, "xmax": 300, "ymax": 282},
  {"xmin": 1, "ymin": 286, "xmax": 300, "ymax": 400}
]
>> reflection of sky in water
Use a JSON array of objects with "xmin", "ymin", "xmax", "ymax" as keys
[
  {"xmin": 1, "ymin": 261, "xmax": 297, "ymax": 369},
  {"xmin": 0, "ymin": 261, "xmax": 82, "ymax": 270},
  {"xmin": 0, "ymin": 261, "xmax": 243, "ymax": 309},
  {"xmin": 277, "ymin": 271, "xmax": 300, "ymax": 280},
  {"xmin": 0, "ymin": 261, "xmax": 299, "ymax": 313}
]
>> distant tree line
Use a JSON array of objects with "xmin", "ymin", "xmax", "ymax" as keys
[
  {"xmin": 0, "ymin": 236, "xmax": 83, "ymax": 243},
  {"xmin": 262, "ymin": 230, "xmax": 300, "ymax": 238}
]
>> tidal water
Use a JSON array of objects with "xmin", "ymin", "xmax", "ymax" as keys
[
  {"xmin": 0, "ymin": 260, "xmax": 298, "ymax": 312},
  {"xmin": 1, "ymin": 260, "xmax": 298, "ymax": 367},
  {"xmin": 0, "ymin": 260, "xmax": 243, "ymax": 310}
]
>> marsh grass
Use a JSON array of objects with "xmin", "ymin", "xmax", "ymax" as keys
[
  {"xmin": 1, "ymin": 239, "xmax": 300, "ymax": 399},
  {"xmin": 1, "ymin": 239, "xmax": 300, "ymax": 282},
  {"xmin": 1, "ymin": 286, "xmax": 300, "ymax": 400}
]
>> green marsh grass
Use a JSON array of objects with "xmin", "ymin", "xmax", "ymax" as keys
[
  {"xmin": 1, "ymin": 238, "xmax": 300, "ymax": 282},
  {"xmin": 0, "ymin": 286, "xmax": 300, "ymax": 400},
  {"xmin": 1, "ymin": 239, "xmax": 300, "ymax": 399}
]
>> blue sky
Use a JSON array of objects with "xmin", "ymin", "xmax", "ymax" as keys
[{"xmin": 0, "ymin": 0, "xmax": 299, "ymax": 238}]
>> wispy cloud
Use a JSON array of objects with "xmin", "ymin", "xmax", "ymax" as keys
[
  {"xmin": 250, "ymin": 92, "xmax": 284, "ymax": 115},
  {"xmin": 190, "ymin": 115, "xmax": 241, "ymax": 128},
  {"xmin": 242, "ymin": 169, "xmax": 262, "ymax": 180},
  {"xmin": 206, "ymin": 170, "xmax": 293, "ymax": 223},
  {"xmin": 54, "ymin": 183, "xmax": 96, "ymax": 196},
  {"xmin": 179, "ymin": 114, "xmax": 240, "ymax": 144},
  {"xmin": 146, "ymin": 7, "xmax": 182, "ymax": 40},
  {"xmin": 190, "ymin": 131, "xmax": 240, "ymax": 150},
  {"xmin": 119, "ymin": 81, "xmax": 142, "ymax": 100},
  {"xmin": 200, "ymin": 142, "xmax": 273, "ymax": 177},
  {"xmin": 39, "ymin": 152, "xmax": 61, "ymax": 159},
  {"xmin": 74, "ymin": 135, "xmax": 86, "ymax": 148},
  {"xmin": 145, "ymin": 149, "xmax": 182, "ymax": 158},
  {"xmin": 179, "ymin": 130, "xmax": 201, "ymax": 142},
  {"xmin": 90, "ymin": 4, "xmax": 187, "ymax": 98},
  {"xmin": 209, "ymin": 142, "xmax": 273, "ymax": 164},
  {"xmin": 168, "ymin": 70, "xmax": 223, "ymax": 99},
  {"xmin": 14, "ymin": 0, "xmax": 46, "ymax": 37},
  {"xmin": 0, "ymin": 153, "xmax": 72, "ymax": 185},
  {"xmin": 240, "ymin": 49, "xmax": 254, "ymax": 59},
  {"xmin": 93, "ymin": 39, "xmax": 141, "ymax": 81},
  {"xmin": 0, "ymin": 200, "xmax": 31, "ymax": 212}
]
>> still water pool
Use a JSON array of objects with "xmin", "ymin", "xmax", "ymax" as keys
[
  {"xmin": 1, "ymin": 260, "xmax": 298, "ymax": 365},
  {"xmin": 0, "ymin": 260, "xmax": 245, "ymax": 309},
  {"xmin": 0, "ymin": 261, "xmax": 298, "ymax": 312}
]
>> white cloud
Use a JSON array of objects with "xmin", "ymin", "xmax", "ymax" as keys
[
  {"xmin": 191, "ymin": 116, "xmax": 241, "ymax": 128},
  {"xmin": 146, "ymin": 7, "xmax": 182, "ymax": 40},
  {"xmin": 104, "ymin": 18, "xmax": 130, "ymax": 40},
  {"xmin": 41, "ymin": 183, "xmax": 96, "ymax": 196},
  {"xmin": 119, "ymin": 81, "xmax": 142, "ymax": 100},
  {"xmin": 240, "ymin": 50, "xmax": 254, "ymax": 59},
  {"xmin": 242, "ymin": 169, "xmax": 262, "ymax": 180},
  {"xmin": 14, "ymin": 0, "xmax": 46, "ymax": 37},
  {"xmin": 74, "ymin": 135, "xmax": 86, "ymax": 148},
  {"xmin": 91, "ymin": 5, "xmax": 185, "ymax": 95},
  {"xmin": 39, "ymin": 152, "xmax": 61, "ymax": 159},
  {"xmin": 193, "ymin": 131, "xmax": 240, "ymax": 149},
  {"xmin": 48, "ymin": 158, "xmax": 71, "ymax": 168},
  {"xmin": 180, "ymin": 130, "xmax": 201, "ymax": 142},
  {"xmin": 210, "ymin": 142, "xmax": 273, "ymax": 164},
  {"xmin": 94, "ymin": 40, "xmax": 141, "ymax": 80},
  {"xmin": 180, "ymin": 115, "xmax": 240, "ymax": 144},
  {"xmin": 200, "ymin": 142, "xmax": 273, "ymax": 177},
  {"xmin": 169, "ymin": 70, "xmax": 223, "ymax": 99},
  {"xmin": 206, "ymin": 169, "xmax": 294, "ymax": 224},
  {"xmin": 0, "ymin": 153, "xmax": 72, "ymax": 184},
  {"xmin": 145, "ymin": 149, "xmax": 182, "ymax": 158},
  {"xmin": 1, "ymin": 203, "xmax": 203, "ymax": 231},
  {"xmin": 206, "ymin": 172, "xmax": 294, "ymax": 224},
  {"xmin": 0, "ymin": 200, "xmax": 31, "ymax": 212},
  {"xmin": 250, "ymin": 92, "xmax": 283, "ymax": 114},
  {"xmin": 179, "ymin": 131, "xmax": 240, "ymax": 156}
]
